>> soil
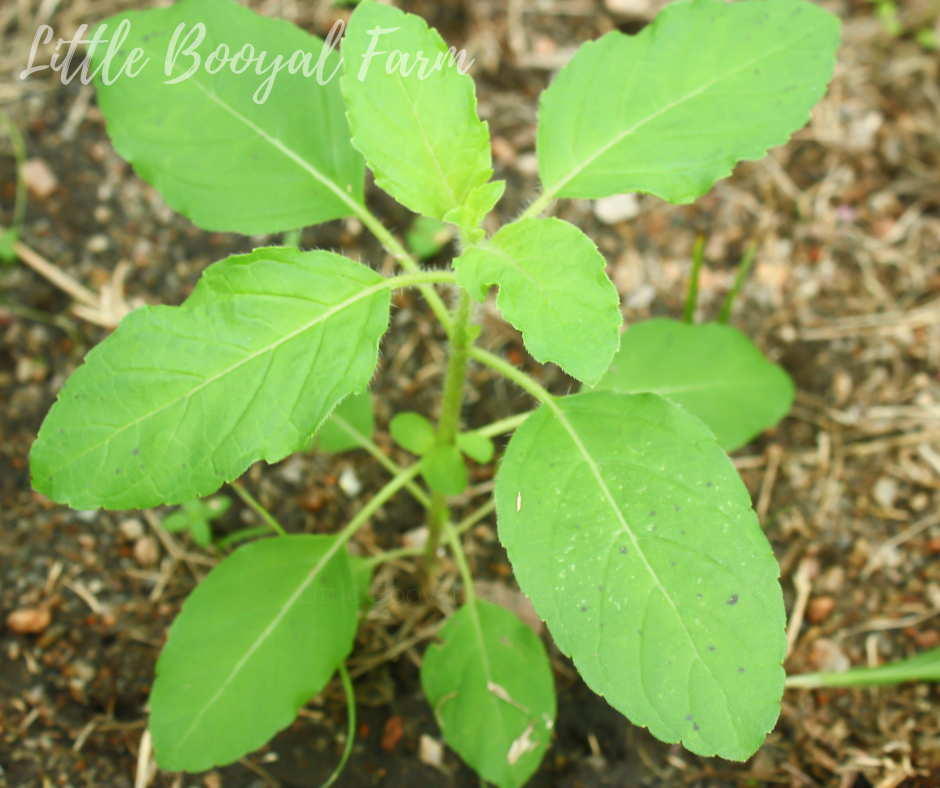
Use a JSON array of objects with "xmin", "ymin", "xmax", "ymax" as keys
[{"xmin": 3, "ymin": 0, "xmax": 940, "ymax": 787}]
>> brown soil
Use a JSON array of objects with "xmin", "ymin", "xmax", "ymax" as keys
[{"xmin": 3, "ymin": 0, "xmax": 940, "ymax": 787}]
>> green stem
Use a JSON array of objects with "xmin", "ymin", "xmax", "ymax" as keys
[
  {"xmin": 366, "ymin": 497, "xmax": 497, "ymax": 569},
  {"xmin": 436, "ymin": 290, "xmax": 474, "ymax": 444},
  {"xmin": 334, "ymin": 462, "xmax": 424, "ymax": 551},
  {"xmin": 214, "ymin": 525, "xmax": 273, "ymax": 550},
  {"xmin": 318, "ymin": 662, "xmax": 356, "ymax": 788},
  {"xmin": 425, "ymin": 289, "xmax": 476, "ymax": 571},
  {"xmin": 475, "ymin": 412, "xmax": 530, "ymax": 438},
  {"xmin": 384, "ymin": 270, "xmax": 457, "ymax": 290},
  {"xmin": 468, "ymin": 346, "xmax": 555, "ymax": 407},
  {"xmin": 230, "ymin": 481, "xmax": 287, "ymax": 536},
  {"xmin": 350, "ymin": 205, "xmax": 454, "ymax": 334},
  {"xmin": 0, "ymin": 108, "xmax": 28, "ymax": 236},
  {"xmin": 683, "ymin": 234, "xmax": 705, "ymax": 324},
  {"xmin": 330, "ymin": 415, "xmax": 432, "ymax": 510},
  {"xmin": 443, "ymin": 517, "xmax": 477, "ymax": 605},
  {"xmin": 718, "ymin": 241, "xmax": 757, "ymax": 324},
  {"xmin": 520, "ymin": 190, "xmax": 555, "ymax": 221}
]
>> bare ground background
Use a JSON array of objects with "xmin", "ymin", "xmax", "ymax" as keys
[{"xmin": 3, "ymin": 0, "xmax": 940, "ymax": 786}]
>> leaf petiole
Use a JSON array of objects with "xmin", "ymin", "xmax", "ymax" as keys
[
  {"xmin": 683, "ymin": 234, "xmax": 705, "ymax": 323},
  {"xmin": 475, "ymin": 412, "xmax": 531, "ymax": 438},
  {"xmin": 317, "ymin": 662, "xmax": 357, "ymax": 788},
  {"xmin": 230, "ymin": 481, "xmax": 286, "ymax": 537},
  {"xmin": 329, "ymin": 415, "xmax": 432, "ymax": 509},
  {"xmin": 718, "ymin": 241, "xmax": 757, "ymax": 324}
]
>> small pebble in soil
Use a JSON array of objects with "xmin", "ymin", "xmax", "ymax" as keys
[
  {"xmin": 133, "ymin": 535, "xmax": 160, "ymax": 568},
  {"xmin": 806, "ymin": 595, "xmax": 836, "ymax": 624},
  {"xmin": 119, "ymin": 518, "xmax": 144, "ymax": 541},
  {"xmin": 419, "ymin": 734, "xmax": 444, "ymax": 770},
  {"xmin": 6, "ymin": 606, "xmax": 52, "ymax": 634},
  {"xmin": 23, "ymin": 158, "xmax": 58, "ymax": 199},
  {"xmin": 338, "ymin": 467, "xmax": 362, "ymax": 497},
  {"xmin": 594, "ymin": 194, "xmax": 640, "ymax": 225}
]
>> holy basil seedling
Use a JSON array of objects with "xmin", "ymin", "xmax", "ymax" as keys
[
  {"xmin": 29, "ymin": 0, "xmax": 840, "ymax": 784},
  {"xmin": 161, "ymin": 496, "xmax": 231, "ymax": 548}
]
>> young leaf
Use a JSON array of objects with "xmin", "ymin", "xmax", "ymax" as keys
[
  {"xmin": 536, "ymin": 0, "xmax": 840, "ymax": 204},
  {"xmin": 457, "ymin": 431, "xmax": 495, "ymax": 464},
  {"xmin": 443, "ymin": 180, "xmax": 507, "ymax": 238},
  {"xmin": 162, "ymin": 496, "xmax": 231, "ymax": 548},
  {"xmin": 149, "ymin": 535, "xmax": 358, "ymax": 771},
  {"xmin": 31, "ymin": 248, "xmax": 391, "ymax": 510},
  {"xmin": 592, "ymin": 319, "xmax": 794, "ymax": 451},
  {"xmin": 406, "ymin": 216, "xmax": 455, "ymax": 260},
  {"xmin": 341, "ymin": 1, "xmax": 492, "ymax": 220},
  {"xmin": 421, "ymin": 601, "xmax": 556, "ymax": 788},
  {"xmin": 390, "ymin": 412, "xmax": 437, "ymax": 455},
  {"xmin": 92, "ymin": 0, "xmax": 364, "ymax": 234},
  {"xmin": 495, "ymin": 391, "xmax": 787, "ymax": 761},
  {"xmin": 454, "ymin": 218, "xmax": 621, "ymax": 384},
  {"xmin": 421, "ymin": 444, "xmax": 468, "ymax": 496},
  {"xmin": 317, "ymin": 390, "xmax": 375, "ymax": 454}
]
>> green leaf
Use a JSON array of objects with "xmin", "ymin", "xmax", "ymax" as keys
[
  {"xmin": 421, "ymin": 601, "xmax": 556, "ymax": 788},
  {"xmin": 443, "ymin": 180, "xmax": 507, "ymax": 237},
  {"xmin": 317, "ymin": 390, "xmax": 375, "ymax": 454},
  {"xmin": 592, "ymin": 319, "xmax": 794, "ymax": 451},
  {"xmin": 163, "ymin": 497, "xmax": 230, "ymax": 547},
  {"xmin": 188, "ymin": 517, "xmax": 213, "ymax": 548},
  {"xmin": 341, "ymin": 0, "xmax": 492, "ymax": 219},
  {"xmin": 457, "ymin": 431, "xmax": 495, "ymax": 464},
  {"xmin": 455, "ymin": 218, "xmax": 621, "ymax": 384},
  {"xmin": 536, "ymin": 0, "xmax": 840, "ymax": 204},
  {"xmin": 406, "ymin": 216, "xmax": 455, "ymax": 260},
  {"xmin": 788, "ymin": 646, "xmax": 940, "ymax": 689},
  {"xmin": 31, "ymin": 248, "xmax": 391, "ymax": 510},
  {"xmin": 495, "ymin": 391, "xmax": 786, "ymax": 760},
  {"xmin": 421, "ymin": 444, "xmax": 468, "ymax": 496},
  {"xmin": 204, "ymin": 495, "xmax": 232, "ymax": 519},
  {"xmin": 160, "ymin": 511, "xmax": 192, "ymax": 534},
  {"xmin": 92, "ymin": 0, "xmax": 364, "ymax": 234},
  {"xmin": 390, "ymin": 411, "xmax": 437, "ymax": 456},
  {"xmin": 149, "ymin": 535, "xmax": 358, "ymax": 770}
]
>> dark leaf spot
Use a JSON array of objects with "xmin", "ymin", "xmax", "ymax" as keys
[
  {"xmin": 708, "ymin": 645, "xmax": 715, "ymax": 651},
  {"xmin": 649, "ymin": 510, "xmax": 657, "ymax": 516},
  {"xmin": 693, "ymin": 723, "xmax": 700, "ymax": 731},
  {"xmin": 727, "ymin": 594, "xmax": 739, "ymax": 605},
  {"xmin": 685, "ymin": 715, "xmax": 693, "ymax": 721},
  {"xmin": 580, "ymin": 606, "xmax": 588, "ymax": 612},
  {"xmin": 598, "ymin": 585, "xmax": 604, "ymax": 591},
  {"xmin": 674, "ymin": 504, "xmax": 681, "ymax": 512},
  {"xmin": 706, "ymin": 481, "xmax": 713, "ymax": 487},
  {"xmin": 115, "ymin": 468, "xmax": 121, "ymax": 474},
  {"xmin": 697, "ymin": 593, "xmax": 703, "ymax": 599},
  {"xmin": 132, "ymin": 448, "xmax": 139, "ymax": 456},
  {"xmin": 619, "ymin": 546, "xmax": 627, "ymax": 554},
  {"xmin": 738, "ymin": 667, "xmax": 745, "ymax": 673}
]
